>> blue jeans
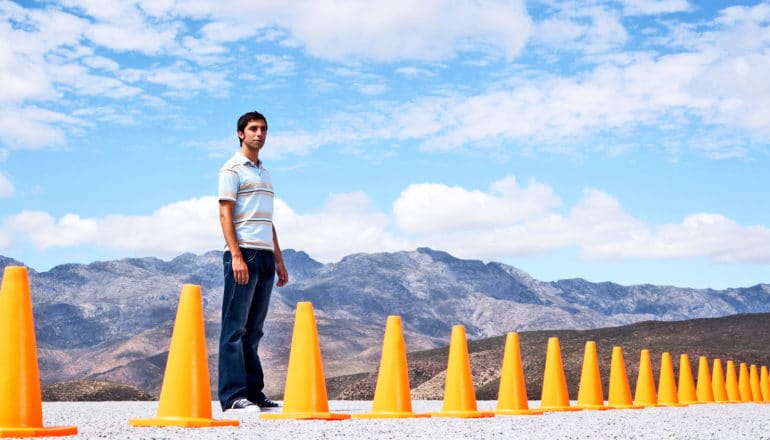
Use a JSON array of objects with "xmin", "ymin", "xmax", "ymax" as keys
[{"xmin": 218, "ymin": 248, "xmax": 275, "ymax": 409}]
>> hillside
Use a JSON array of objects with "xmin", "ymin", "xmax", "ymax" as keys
[
  {"xmin": 1, "ymin": 249, "xmax": 768, "ymax": 399},
  {"xmin": 326, "ymin": 313, "xmax": 770, "ymax": 401}
]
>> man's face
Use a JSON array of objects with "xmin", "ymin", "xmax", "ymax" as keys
[{"xmin": 239, "ymin": 119, "xmax": 268, "ymax": 151}]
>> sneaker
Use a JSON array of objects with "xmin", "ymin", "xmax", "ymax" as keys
[
  {"xmin": 226, "ymin": 398, "xmax": 260, "ymax": 413},
  {"xmin": 257, "ymin": 398, "xmax": 280, "ymax": 409}
]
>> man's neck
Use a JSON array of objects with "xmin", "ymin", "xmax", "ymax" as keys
[{"xmin": 240, "ymin": 145, "xmax": 260, "ymax": 165}]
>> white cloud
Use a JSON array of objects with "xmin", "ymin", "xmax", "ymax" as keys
[
  {"xmin": 0, "ymin": 30, "xmax": 57, "ymax": 104},
  {"xmin": 275, "ymin": 0, "xmax": 533, "ymax": 61},
  {"xmin": 393, "ymin": 177, "xmax": 562, "ymax": 234},
  {"xmin": 0, "ymin": 171, "xmax": 13, "ymax": 197},
  {"xmin": 1, "ymin": 197, "xmax": 221, "ymax": 258},
  {"xmin": 255, "ymin": 54, "xmax": 297, "ymax": 76},
  {"xmin": 120, "ymin": 62, "xmax": 232, "ymax": 96},
  {"xmin": 2, "ymin": 178, "xmax": 770, "ymax": 265},
  {"xmin": 275, "ymin": 193, "xmax": 411, "ymax": 262},
  {"xmin": 0, "ymin": 106, "xmax": 81, "ymax": 150},
  {"xmin": 82, "ymin": 56, "xmax": 120, "ymax": 72},
  {"xmin": 389, "ymin": 179, "xmax": 770, "ymax": 264},
  {"xmin": 621, "ymin": 0, "xmax": 692, "ymax": 16}
]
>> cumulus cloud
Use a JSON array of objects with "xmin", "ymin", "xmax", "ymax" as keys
[
  {"xmin": 275, "ymin": 193, "xmax": 412, "ymax": 262},
  {"xmin": 390, "ymin": 179, "xmax": 770, "ymax": 264},
  {"xmin": 2, "ymin": 178, "xmax": 768, "ymax": 265},
  {"xmin": 393, "ymin": 177, "xmax": 561, "ymax": 234},
  {"xmin": 1, "ymin": 197, "xmax": 222, "ymax": 258}
]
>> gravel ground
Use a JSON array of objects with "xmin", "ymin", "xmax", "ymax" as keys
[{"xmin": 37, "ymin": 400, "xmax": 770, "ymax": 440}]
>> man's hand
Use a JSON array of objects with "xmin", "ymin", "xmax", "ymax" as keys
[
  {"xmin": 232, "ymin": 254, "xmax": 249, "ymax": 285},
  {"xmin": 276, "ymin": 261, "xmax": 289, "ymax": 287}
]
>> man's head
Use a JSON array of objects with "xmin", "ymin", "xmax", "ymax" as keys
[{"xmin": 237, "ymin": 111, "xmax": 268, "ymax": 151}]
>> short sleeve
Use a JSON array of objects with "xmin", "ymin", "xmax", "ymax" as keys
[{"xmin": 218, "ymin": 168, "xmax": 239, "ymax": 201}]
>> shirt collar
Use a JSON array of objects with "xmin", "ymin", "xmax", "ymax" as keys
[{"xmin": 234, "ymin": 152, "xmax": 261, "ymax": 169}]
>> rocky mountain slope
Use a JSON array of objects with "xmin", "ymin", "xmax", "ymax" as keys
[{"xmin": 1, "ymin": 249, "xmax": 768, "ymax": 398}]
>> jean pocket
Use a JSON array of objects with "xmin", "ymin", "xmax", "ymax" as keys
[{"xmin": 242, "ymin": 248, "xmax": 258, "ymax": 262}]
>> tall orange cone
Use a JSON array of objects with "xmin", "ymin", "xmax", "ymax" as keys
[
  {"xmin": 712, "ymin": 358, "xmax": 728, "ymax": 403},
  {"xmin": 634, "ymin": 349, "xmax": 657, "ymax": 407},
  {"xmin": 353, "ymin": 316, "xmax": 428, "ymax": 418},
  {"xmin": 677, "ymin": 354, "xmax": 698, "ymax": 404},
  {"xmin": 495, "ymin": 332, "xmax": 542, "ymax": 415},
  {"xmin": 657, "ymin": 352, "xmax": 686, "ymax": 407},
  {"xmin": 0, "ymin": 266, "xmax": 78, "ymax": 438},
  {"xmin": 262, "ymin": 302, "xmax": 349, "ymax": 420},
  {"xmin": 725, "ymin": 360, "xmax": 741, "ymax": 403},
  {"xmin": 749, "ymin": 365, "xmax": 762, "ymax": 403},
  {"xmin": 576, "ymin": 341, "xmax": 607, "ymax": 410},
  {"xmin": 607, "ymin": 346, "xmax": 640, "ymax": 410},
  {"xmin": 538, "ymin": 337, "xmax": 581, "ymax": 412},
  {"xmin": 430, "ymin": 325, "xmax": 494, "ymax": 418},
  {"xmin": 738, "ymin": 362, "xmax": 752, "ymax": 402},
  {"xmin": 695, "ymin": 356, "xmax": 714, "ymax": 403},
  {"xmin": 760, "ymin": 366, "xmax": 770, "ymax": 402},
  {"xmin": 130, "ymin": 284, "xmax": 238, "ymax": 428}
]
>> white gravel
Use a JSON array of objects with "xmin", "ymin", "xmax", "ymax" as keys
[{"xmin": 38, "ymin": 400, "xmax": 770, "ymax": 439}]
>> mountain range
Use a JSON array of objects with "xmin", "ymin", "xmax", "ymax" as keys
[{"xmin": 1, "ymin": 248, "xmax": 768, "ymax": 398}]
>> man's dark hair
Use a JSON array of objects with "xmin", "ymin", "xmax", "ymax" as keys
[{"xmin": 236, "ymin": 111, "xmax": 268, "ymax": 144}]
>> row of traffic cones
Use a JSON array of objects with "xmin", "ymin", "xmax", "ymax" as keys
[
  {"xmin": 564, "ymin": 342, "xmax": 770, "ymax": 411},
  {"xmin": 3, "ymin": 265, "xmax": 769, "ymax": 437}
]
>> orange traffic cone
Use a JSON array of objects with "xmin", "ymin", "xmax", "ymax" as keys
[
  {"xmin": 712, "ymin": 358, "xmax": 728, "ymax": 403},
  {"xmin": 353, "ymin": 316, "xmax": 428, "ymax": 418},
  {"xmin": 725, "ymin": 360, "xmax": 741, "ymax": 403},
  {"xmin": 695, "ymin": 356, "xmax": 714, "ymax": 403},
  {"xmin": 431, "ymin": 325, "xmax": 494, "ymax": 418},
  {"xmin": 262, "ymin": 302, "xmax": 349, "ymax": 420},
  {"xmin": 607, "ymin": 346, "xmax": 640, "ymax": 410},
  {"xmin": 495, "ymin": 332, "xmax": 542, "ymax": 415},
  {"xmin": 539, "ymin": 337, "xmax": 581, "ymax": 412},
  {"xmin": 749, "ymin": 365, "xmax": 762, "ymax": 403},
  {"xmin": 576, "ymin": 341, "xmax": 607, "ymax": 410},
  {"xmin": 738, "ymin": 362, "xmax": 752, "ymax": 402},
  {"xmin": 760, "ymin": 366, "xmax": 770, "ymax": 402},
  {"xmin": 677, "ymin": 354, "xmax": 698, "ymax": 404},
  {"xmin": 657, "ymin": 352, "xmax": 686, "ymax": 407},
  {"xmin": 0, "ymin": 266, "xmax": 78, "ymax": 438},
  {"xmin": 130, "ymin": 284, "xmax": 238, "ymax": 428},
  {"xmin": 634, "ymin": 349, "xmax": 657, "ymax": 407}
]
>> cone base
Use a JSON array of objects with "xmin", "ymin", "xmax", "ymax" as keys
[
  {"xmin": 129, "ymin": 417, "xmax": 239, "ymax": 428},
  {"xmin": 656, "ymin": 402, "xmax": 688, "ymax": 407},
  {"xmin": 538, "ymin": 406, "xmax": 583, "ymax": 412},
  {"xmin": 494, "ymin": 408, "xmax": 543, "ymax": 416},
  {"xmin": 576, "ymin": 404, "xmax": 610, "ymax": 410},
  {"xmin": 261, "ymin": 412, "xmax": 351, "ymax": 420},
  {"xmin": 633, "ymin": 401, "xmax": 658, "ymax": 407},
  {"xmin": 608, "ymin": 404, "xmax": 644, "ymax": 410},
  {"xmin": 429, "ymin": 410, "xmax": 495, "ymax": 418},
  {"xmin": 352, "ymin": 411, "xmax": 430, "ymax": 419},
  {"xmin": 0, "ymin": 425, "xmax": 78, "ymax": 438}
]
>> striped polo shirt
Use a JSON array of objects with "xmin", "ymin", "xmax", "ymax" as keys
[{"xmin": 218, "ymin": 152, "xmax": 274, "ymax": 252}]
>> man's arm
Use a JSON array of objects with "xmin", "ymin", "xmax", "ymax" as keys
[
  {"xmin": 219, "ymin": 200, "xmax": 249, "ymax": 285},
  {"xmin": 273, "ymin": 225, "xmax": 289, "ymax": 287}
]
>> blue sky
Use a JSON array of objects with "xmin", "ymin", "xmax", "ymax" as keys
[{"xmin": 1, "ymin": 0, "xmax": 769, "ymax": 289}]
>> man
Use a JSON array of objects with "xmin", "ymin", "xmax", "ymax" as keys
[{"xmin": 217, "ymin": 111, "xmax": 289, "ymax": 412}]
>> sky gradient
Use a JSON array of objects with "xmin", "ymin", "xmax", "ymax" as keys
[{"xmin": 1, "ymin": 0, "xmax": 769, "ymax": 289}]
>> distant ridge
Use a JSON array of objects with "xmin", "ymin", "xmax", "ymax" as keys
[
  {"xmin": 1, "ymin": 249, "xmax": 768, "ymax": 399},
  {"xmin": 327, "ymin": 312, "xmax": 770, "ymax": 401}
]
